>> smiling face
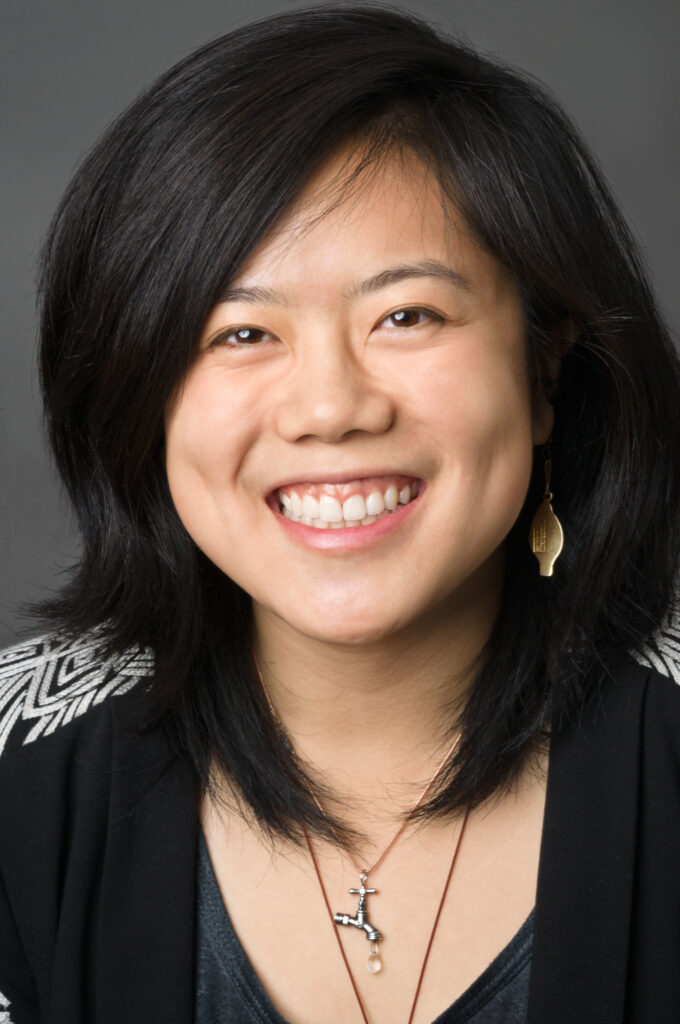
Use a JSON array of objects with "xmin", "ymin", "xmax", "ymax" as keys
[{"xmin": 165, "ymin": 149, "xmax": 553, "ymax": 647}]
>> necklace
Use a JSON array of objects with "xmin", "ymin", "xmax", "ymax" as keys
[
  {"xmin": 321, "ymin": 730, "xmax": 462, "ymax": 974},
  {"xmin": 304, "ymin": 808, "xmax": 470, "ymax": 1024},
  {"xmin": 252, "ymin": 651, "xmax": 463, "ymax": 972}
]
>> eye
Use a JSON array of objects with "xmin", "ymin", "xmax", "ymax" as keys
[
  {"xmin": 378, "ymin": 307, "xmax": 444, "ymax": 329},
  {"xmin": 209, "ymin": 325, "xmax": 274, "ymax": 348}
]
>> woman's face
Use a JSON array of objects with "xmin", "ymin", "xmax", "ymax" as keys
[{"xmin": 165, "ymin": 150, "xmax": 553, "ymax": 645}]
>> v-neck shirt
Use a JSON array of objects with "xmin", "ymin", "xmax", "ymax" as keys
[{"xmin": 195, "ymin": 831, "xmax": 533, "ymax": 1023}]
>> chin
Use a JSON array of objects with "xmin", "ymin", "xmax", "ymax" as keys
[{"xmin": 289, "ymin": 607, "xmax": 413, "ymax": 647}]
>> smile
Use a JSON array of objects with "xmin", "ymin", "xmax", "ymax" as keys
[{"xmin": 276, "ymin": 476, "xmax": 420, "ymax": 529}]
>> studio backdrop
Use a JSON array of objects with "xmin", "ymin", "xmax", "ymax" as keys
[{"xmin": 2, "ymin": 0, "xmax": 678, "ymax": 646}]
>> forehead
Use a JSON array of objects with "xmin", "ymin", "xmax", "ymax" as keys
[
  {"xmin": 226, "ymin": 145, "xmax": 508, "ymax": 301},
  {"xmin": 283, "ymin": 145, "xmax": 452, "ymax": 238}
]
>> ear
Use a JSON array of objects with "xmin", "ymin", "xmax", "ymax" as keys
[
  {"xmin": 530, "ymin": 319, "xmax": 575, "ymax": 445},
  {"xmin": 531, "ymin": 379, "xmax": 555, "ymax": 445}
]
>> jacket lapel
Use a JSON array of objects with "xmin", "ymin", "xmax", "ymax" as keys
[
  {"xmin": 528, "ymin": 663, "xmax": 646, "ymax": 1023},
  {"xmin": 89, "ymin": 663, "xmax": 648, "ymax": 1023},
  {"xmin": 95, "ymin": 692, "xmax": 199, "ymax": 1024}
]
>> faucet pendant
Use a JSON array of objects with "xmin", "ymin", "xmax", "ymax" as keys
[{"xmin": 334, "ymin": 870, "xmax": 383, "ymax": 972}]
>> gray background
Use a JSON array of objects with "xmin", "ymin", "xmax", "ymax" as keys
[{"xmin": 2, "ymin": 0, "xmax": 678, "ymax": 646}]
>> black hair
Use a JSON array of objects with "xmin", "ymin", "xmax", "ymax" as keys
[{"xmin": 36, "ymin": 4, "xmax": 680, "ymax": 844}]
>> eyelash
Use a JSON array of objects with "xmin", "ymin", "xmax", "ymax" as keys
[{"xmin": 209, "ymin": 307, "xmax": 444, "ymax": 348}]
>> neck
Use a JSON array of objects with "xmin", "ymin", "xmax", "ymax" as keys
[{"xmin": 252, "ymin": 559, "xmax": 502, "ymax": 818}]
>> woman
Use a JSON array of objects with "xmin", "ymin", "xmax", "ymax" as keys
[{"xmin": 1, "ymin": 6, "xmax": 679, "ymax": 1023}]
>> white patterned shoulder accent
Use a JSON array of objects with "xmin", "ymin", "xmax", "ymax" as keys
[
  {"xmin": 631, "ymin": 604, "xmax": 680, "ymax": 685},
  {"xmin": 0, "ymin": 988, "xmax": 14, "ymax": 1023},
  {"xmin": 0, "ymin": 631, "xmax": 154, "ymax": 756}
]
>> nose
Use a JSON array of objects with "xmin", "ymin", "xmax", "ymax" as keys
[{"xmin": 274, "ymin": 337, "xmax": 395, "ymax": 444}]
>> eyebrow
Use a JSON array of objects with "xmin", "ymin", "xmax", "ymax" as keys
[{"xmin": 217, "ymin": 260, "xmax": 470, "ymax": 306}]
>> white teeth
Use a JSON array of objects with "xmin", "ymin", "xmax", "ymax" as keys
[
  {"xmin": 277, "ymin": 480, "xmax": 419, "ymax": 528},
  {"xmin": 365, "ymin": 491, "xmax": 385, "ymax": 516},
  {"xmin": 302, "ymin": 494, "xmax": 319, "ymax": 519},
  {"xmin": 342, "ymin": 495, "xmax": 367, "ymax": 521},
  {"xmin": 319, "ymin": 494, "xmax": 343, "ymax": 522},
  {"xmin": 281, "ymin": 505, "xmax": 403, "ymax": 528},
  {"xmin": 291, "ymin": 492, "xmax": 303, "ymax": 517},
  {"xmin": 384, "ymin": 485, "xmax": 398, "ymax": 510}
]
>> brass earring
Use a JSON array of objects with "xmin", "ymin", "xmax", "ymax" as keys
[{"xmin": 529, "ymin": 444, "xmax": 564, "ymax": 576}]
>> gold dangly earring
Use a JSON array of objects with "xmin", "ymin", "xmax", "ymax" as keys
[{"xmin": 529, "ymin": 442, "xmax": 564, "ymax": 576}]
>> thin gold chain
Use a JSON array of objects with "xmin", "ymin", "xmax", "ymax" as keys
[
  {"xmin": 251, "ymin": 650, "xmax": 470, "ymax": 1024},
  {"xmin": 303, "ymin": 808, "xmax": 470, "ymax": 1024},
  {"xmin": 252, "ymin": 649, "xmax": 461, "ymax": 870}
]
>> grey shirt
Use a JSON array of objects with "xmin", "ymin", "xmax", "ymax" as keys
[{"xmin": 195, "ymin": 832, "xmax": 532, "ymax": 1023}]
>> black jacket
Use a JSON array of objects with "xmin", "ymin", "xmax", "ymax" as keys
[{"xmin": 0, "ymin": 629, "xmax": 679, "ymax": 1024}]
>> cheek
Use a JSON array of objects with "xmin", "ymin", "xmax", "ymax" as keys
[
  {"xmin": 166, "ymin": 398, "xmax": 219, "ymax": 493},
  {"xmin": 411, "ymin": 338, "xmax": 534, "ymax": 454},
  {"xmin": 405, "ymin": 340, "xmax": 535, "ymax": 542},
  {"xmin": 164, "ymin": 373, "xmax": 250, "ymax": 530}
]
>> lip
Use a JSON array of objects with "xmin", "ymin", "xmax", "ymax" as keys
[
  {"xmin": 267, "ymin": 469, "xmax": 422, "ymax": 492},
  {"xmin": 268, "ymin": 482, "xmax": 426, "ymax": 551}
]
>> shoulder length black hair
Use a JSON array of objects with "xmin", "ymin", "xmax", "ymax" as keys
[{"xmin": 36, "ymin": 4, "xmax": 680, "ymax": 843}]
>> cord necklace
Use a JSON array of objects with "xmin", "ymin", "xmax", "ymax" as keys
[{"xmin": 252, "ymin": 652, "xmax": 470, "ymax": 1023}]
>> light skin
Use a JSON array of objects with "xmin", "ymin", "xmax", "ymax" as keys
[
  {"xmin": 166, "ymin": 148, "xmax": 554, "ymax": 1021},
  {"xmin": 166, "ymin": 147, "xmax": 553, "ymax": 811}
]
